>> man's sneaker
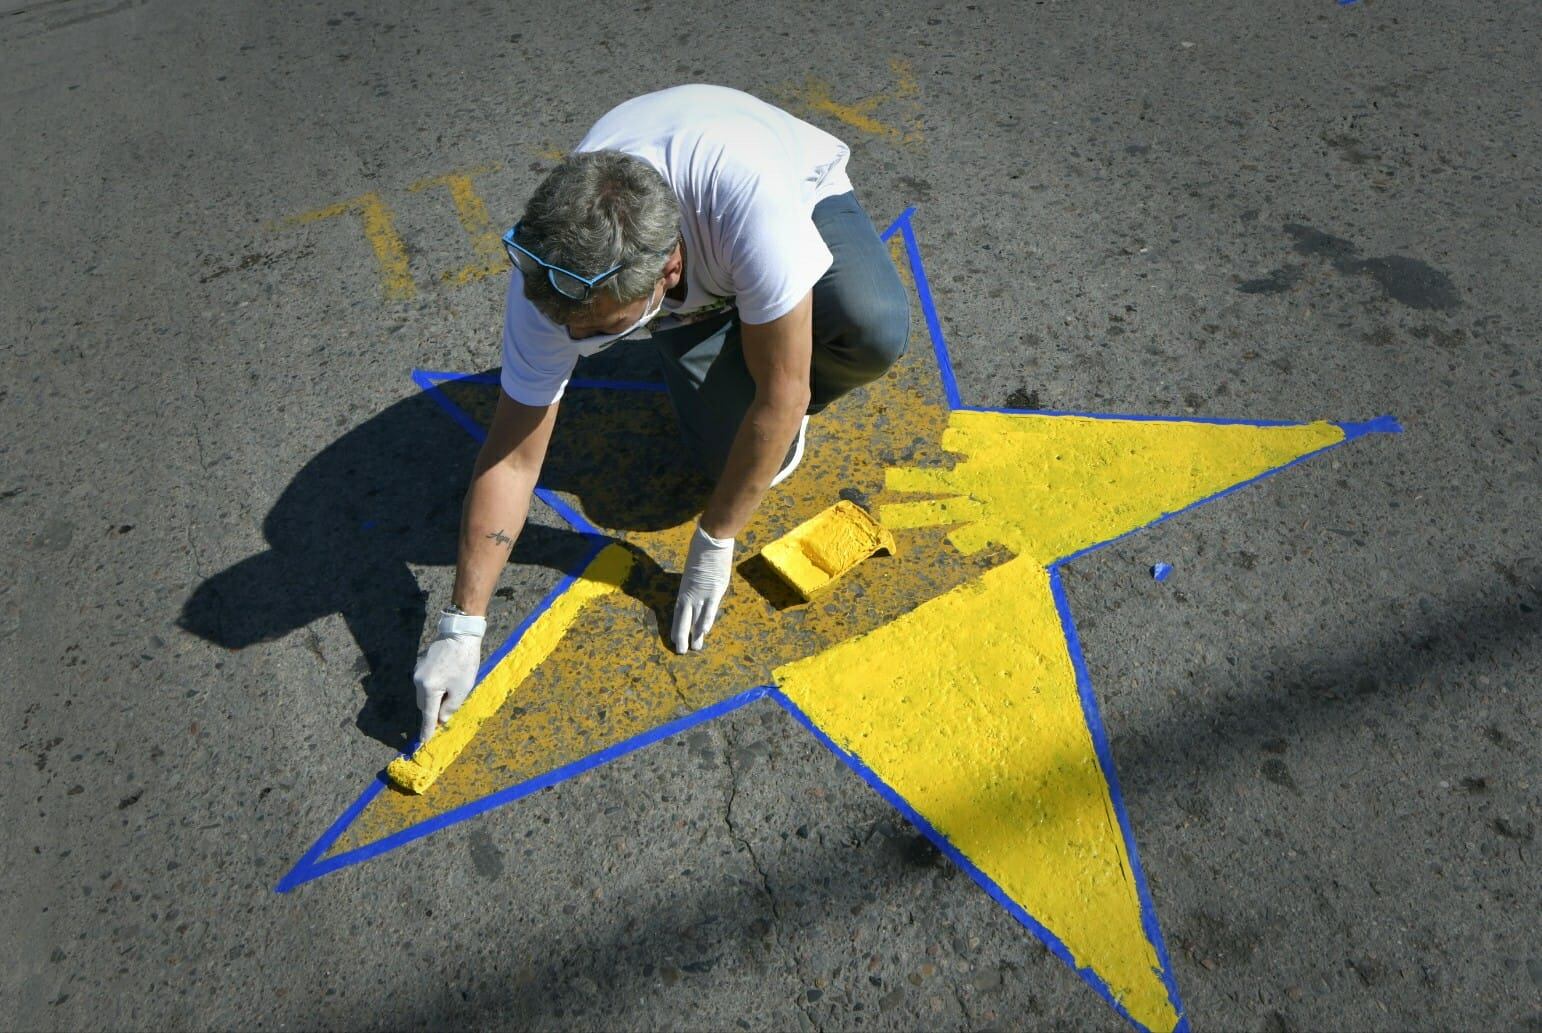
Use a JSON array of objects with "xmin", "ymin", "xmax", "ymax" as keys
[{"xmin": 770, "ymin": 415, "xmax": 810, "ymax": 488}]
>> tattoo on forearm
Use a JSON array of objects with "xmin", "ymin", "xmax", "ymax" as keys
[{"xmin": 486, "ymin": 529, "xmax": 514, "ymax": 548}]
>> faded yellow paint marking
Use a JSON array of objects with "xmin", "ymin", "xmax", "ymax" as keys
[
  {"xmin": 786, "ymin": 58, "xmax": 924, "ymax": 144},
  {"xmin": 386, "ymin": 544, "xmax": 633, "ymax": 793},
  {"xmin": 774, "ymin": 555, "xmax": 1179, "ymax": 1031},
  {"xmin": 889, "ymin": 235, "xmax": 913, "ymax": 292},
  {"xmin": 289, "ymin": 192, "xmax": 414, "ymax": 300},
  {"xmin": 410, "ymin": 165, "xmax": 507, "ymax": 286},
  {"xmin": 884, "ymin": 412, "xmax": 1345, "ymax": 564},
  {"xmin": 536, "ymin": 147, "xmax": 567, "ymax": 161}
]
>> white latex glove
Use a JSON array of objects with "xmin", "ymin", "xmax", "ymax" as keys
[
  {"xmin": 413, "ymin": 610, "xmax": 486, "ymax": 744},
  {"xmin": 672, "ymin": 524, "xmax": 734, "ymax": 653}
]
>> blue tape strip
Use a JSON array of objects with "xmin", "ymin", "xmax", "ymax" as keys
[
  {"xmin": 1337, "ymin": 414, "xmax": 1402, "ymax": 439},
  {"xmin": 768, "ymin": 687, "xmax": 1164, "ymax": 1032},
  {"xmin": 1047, "ymin": 569, "xmax": 1188, "ymax": 1029},
  {"xmin": 413, "ymin": 369, "xmax": 490, "ymax": 444},
  {"xmin": 958, "ymin": 404, "xmax": 1315, "ymax": 428},
  {"xmin": 532, "ymin": 486, "xmax": 603, "ymax": 537},
  {"xmin": 275, "ymin": 776, "xmax": 387, "ymax": 893},
  {"xmin": 898, "ymin": 216, "xmax": 963, "ymax": 410},
  {"xmin": 275, "ymin": 541, "xmax": 606, "ymax": 893},
  {"xmin": 878, "ymin": 206, "xmax": 914, "ymax": 244},
  {"xmin": 277, "ymin": 685, "xmax": 774, "ymax": 891}
]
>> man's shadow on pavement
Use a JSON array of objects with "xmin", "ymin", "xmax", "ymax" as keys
[{"xmin": 178, "ymin": 362, "xmax": 711, "ymax": 750}]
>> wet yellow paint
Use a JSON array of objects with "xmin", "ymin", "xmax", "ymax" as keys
[
  {"xmin": 776, "ymin": 556, "xmax": 1177, "ymax": 1029},
  {"xmin": 883, "ymin": 412, "xmax": 1345, "ymax": 564},
  {"xmin": 759, "ymin": 500, "xmax": 896, "ymax": 601},
  {"xmin": 289, "ymin": 192, "xmax": 414, "ymax": 300},
  {"xmin": 386, "ymin": 544, "xmax": 633, "ymax": 793},
  {"xmin": 409, "ymin": 165, "xmax": 507, "ymax": 287}
]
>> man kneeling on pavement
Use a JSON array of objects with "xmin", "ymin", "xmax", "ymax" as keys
[{"xmin": 414, "ymin": 84, "xmax": 910, "ymax": 743}]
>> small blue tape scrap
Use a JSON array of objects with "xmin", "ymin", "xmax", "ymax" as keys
[
  {"xmin": 1337, "ymin": 0, "xmax": 1359, "ymax": 6},
  {"xmin": 1151, "ymin": 562, "xmax": 1174, "ymax": 582}
]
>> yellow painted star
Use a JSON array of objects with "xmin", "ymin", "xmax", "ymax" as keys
[{"xmin": 280, "ymin": 212, "xmax": 1396, "ymax": 1032}]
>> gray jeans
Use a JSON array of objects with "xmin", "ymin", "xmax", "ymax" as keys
[{"xmin": 651, "ymin": 191, "xmax": 910, "ymax": 480}]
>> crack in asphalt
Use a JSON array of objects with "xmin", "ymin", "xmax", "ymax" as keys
[{"xmin": 721, "ymin": 720, "xmax": 823, "ymax": 1031}]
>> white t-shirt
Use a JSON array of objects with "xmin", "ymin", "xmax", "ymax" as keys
[{"xmin": 500, "ymin": 85, "xmax": 853, "ymax": 407}]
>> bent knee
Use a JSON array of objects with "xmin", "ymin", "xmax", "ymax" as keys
[{"xmin": 842, "ymin": 291, "xmax": 911, "ymax": 375}]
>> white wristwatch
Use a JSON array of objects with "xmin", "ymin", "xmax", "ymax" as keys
[{"xmin": 438, "ymin": 607, "xmax": 487, "ymax": 638}]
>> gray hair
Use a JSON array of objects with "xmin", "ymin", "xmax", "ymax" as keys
[{"xmin": 515, "ymin": 150, "xmax": 680, "ymax": 323}]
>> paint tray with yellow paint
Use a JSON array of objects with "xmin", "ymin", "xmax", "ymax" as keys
[{"xmin": 757, "ymin": 500, "xmax": 897, "ymax": 601}]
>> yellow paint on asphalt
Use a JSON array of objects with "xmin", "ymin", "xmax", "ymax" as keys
[
  {"xmin": 889, "ymin": 235, "xmax": 912, "ymax": 291},
  {"xmin": 787, "ymin": 58, "xmax": 924, "ymax": 144},
  {"xmin": 386, "ymin": 544, "xmax": 633, "ymax": 793},
  {"xmin": 409, "ymin": 165, "xmax": 508, "ymax": 286},
  {"xmin": 289, "ymin": 192, "xmax": 414, "ymax": 300},
  {"xmin": 775, "ymin": 555, "xmax": 1179, "ymax": 1031},
  {"xmin": 883, "ymin": 411, "xmax": 1345, "ymax": 564}
]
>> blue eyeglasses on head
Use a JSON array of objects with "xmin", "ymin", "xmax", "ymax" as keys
[{"xmin": 503, "ymin": 221, "xmax": 677, "ymax": 302}]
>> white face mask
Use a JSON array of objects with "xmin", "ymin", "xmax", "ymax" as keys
[
  {"xmin": 620, "ymin": 280, "xmax": 666, "ymax": 337},
  {"xmin": 568, "ymin": 280, "xmax": 666, "ymax": 349}
]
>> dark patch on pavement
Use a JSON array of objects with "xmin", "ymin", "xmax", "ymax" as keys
[
  {"xmin": 1348, "ymin": 255, "xmax": 1463, "ymax": 311},
  {"xmin": 31, "ymin": 518, "xmax": 74, "ymax": 552},
  {"xmin": 468, "ymin": 828, "xmax": 504, "ymax": 880},
  {"xmin": 1178, "ymin": 908, "xmax": 1262, "ymax": 971},
  {"xmin": 1260, "ymin": 758, "xmax": 1299, "ymax": 793},
  {"xmin": 1322, "ymin": 133, "xmax": 1380, "ymax": 166},
  {"xmin": 1237, "ymin": 264, "xmax": 1305, "ymax": 295},
  {"xmin": 897, "ymin": 175, "xmax": 933, "ymax": 201},
  {"xmin": 1003, "ymin": 386, "xmax": 1041, "ymax": 409},
  {"xmin": 1237, "ymin": 224, "xmax": 1461, "ymax": 310},
  {"xmin": 1492, "ymin": 818, "xmax": 1534, "ymax": 843}
]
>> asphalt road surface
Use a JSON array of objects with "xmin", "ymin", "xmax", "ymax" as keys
[{"xmin": 3, "ymin": 1, "xmax": 1539, "ymax": 1030}]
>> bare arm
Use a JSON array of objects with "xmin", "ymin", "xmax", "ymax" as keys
[
  {"xmin": 449, "ymin": 390, "xmax": 559, "ymax": 616},
  {"xmin": 699, "ymin": 291, "xmax": 813, "ymax": 539}
]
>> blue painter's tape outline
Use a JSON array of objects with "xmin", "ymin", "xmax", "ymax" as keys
[
  {"xmin": 288, "ymin": 205, "xmax": 1404, "ymax": 1030},
  {"xmin": 278, "ymin": 685, "xmax": 773, "ymax": 891},
  {"xmin": 1047, "ymin": 569, "xmax": 1188, "ymax": 1030},
  {"xmin": 895, "ymin": 210, "xmax": 964, "ymax": 409}
]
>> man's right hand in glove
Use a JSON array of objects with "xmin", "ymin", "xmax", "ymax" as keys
[{"xmin": 413, "ymin": 609, "xmax": 486, "ymax": 744}]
